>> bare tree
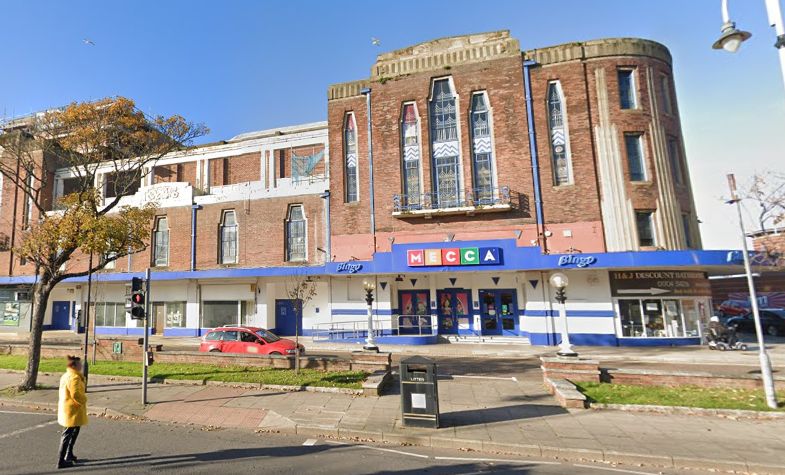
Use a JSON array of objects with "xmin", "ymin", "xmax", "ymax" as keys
[
  {"xmin": 0, "ymin": 98, "xmax": 207, "ymax": 390},
  {"xmin": 743, "ymin": 170, "xmax": 785, "ymax": 232},
  {"xmin": 284, "ymin": 268, "xmax": 317, "ymax": 374}
]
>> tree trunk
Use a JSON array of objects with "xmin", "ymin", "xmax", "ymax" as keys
[{"xmin": 19, "ymin": 279, "xmax": 54, "ymax": 391}]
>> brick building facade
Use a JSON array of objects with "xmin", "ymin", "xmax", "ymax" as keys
[{"xmin": 0, "ymin": 31, "xmax": 756, "ymax": 346}]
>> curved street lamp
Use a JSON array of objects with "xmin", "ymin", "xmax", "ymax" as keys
[{"xmin": 549, "ymin": 272, "xmax": 577, "ymax": 357}]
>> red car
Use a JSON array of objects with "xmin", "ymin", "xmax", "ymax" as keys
[{"xmin": 199, "ymin": 326, "xmax": 304, "ymax": 355}]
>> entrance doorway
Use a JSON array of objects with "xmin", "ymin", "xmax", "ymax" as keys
[
  {"xmin": 151, "ymin": 302, "xmax": 166, "ymax": 335},
  {"xmin": 51, "ymin": 301, "xmax": 71, "ymax": 330},
  {"xmin": 397, "ymin": 290, "xmax": 431, "ymax": 334},
  {"xmin": 437, "ymin": 289, "xmax": 471, "ymax": 335},
  {"xmin": 479, "ymin": 289, "xmax": 518, "ymax": 336},
  {"xmin": 275, "ymin": 299, "xmax": 302, "ymax": 336}
]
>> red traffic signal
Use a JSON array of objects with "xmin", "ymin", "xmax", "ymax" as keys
[{"xmin": 131, "ymin": 292, "xmax": 145, "ymax": 305}]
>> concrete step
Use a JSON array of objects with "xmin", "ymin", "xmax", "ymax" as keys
[{"xmin": 444, "ymin": 335, "xmax": 531, "ymax": 345}]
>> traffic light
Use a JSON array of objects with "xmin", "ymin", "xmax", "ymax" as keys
[{"xmin": 130, "ymin": 277, "xmax": 146, "ymax": 320}]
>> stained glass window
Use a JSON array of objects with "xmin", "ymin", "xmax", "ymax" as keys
[
  {"xmin": 220, "ymin": 210, "xmax": 238, "ymax": 264},
  {"xmin": 344, "ymin": 113, "xmax": 358, "ymax": 203},
  {"xmin": 547, "ymin": 82, "xmax": 572, "ymax": 186},
  {"xmin": 401, "ymin": 103, "xmax": 421, "ymax": 208},
  {"xmin": 429, "ymin": 79, "xmax": 461, "ymax": 208},
  {"xmin": 470, "ymin": 92, "xmax": 494, "ymax": 203},
  {"xmin": 286, "ymin": 205, "xmax": 306, "ymax": 261}
]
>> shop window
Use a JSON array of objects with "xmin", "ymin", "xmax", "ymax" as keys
[
  {"xmin": 220, "ymin": 210, "xmax": 238, "ymax": 264},
  {"xmin": 0, "ymin": 302, "xmax": 28, "ymax": 327},
  {"xmin": 624, "ymin": 133, "xmax": 646, "ymax": 181},
  {"xmin": 635, "ymin": 211, "xmax": 655, "ymax": 247},
  {"xmin": 344, "ymin": 113, "xmax": 359, "ymax": 203},
  {"xmin": 95, "ymin": 302, "xmax": 126, "ymax": 327},
  {"xmin": 470, "ymin": 91, "xmax": 495, "ymax": 203},
  {"xmin": 618, "ymin": 298, "xmax": 704, "ymax": 338},
  {"xmin": 286, "ymin": 205, "xmax": 306, "ymax": 262},
  {"xmin": 618, "ymin": 68, "xmax": 637, "ymax": 109},
  {"xmin": 547, "ymin": 81, "xmax": 573, "ymax": 186},
  {"xmin": 152, "ymin": 301, "xmax": 186, "ymax": 328},
  {"xmin": 400, "ymin": 103, "xmax": 422, "ymax": 208},
  {"xmin": 152, "ymin": 216, "xmax": 169, "ymax": 267},
  {"xmin": 667, "ymin": 137, "xmax": 684, "ymax": 185},
  {"xmin": 429, "ymin": 78, "xmax": 461, "ymax": 208},
  {"xmin": 202, "ymin": 300, "xmax": 252, "ymax": 329}
]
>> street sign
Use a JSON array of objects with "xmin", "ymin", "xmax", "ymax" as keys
[{"xmin": 609, "ymin": 270, "xmax": 711, "ymax": 297}]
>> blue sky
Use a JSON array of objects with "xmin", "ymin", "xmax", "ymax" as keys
[{"xmin": 1, "ymin": 0, "xmax": 783, "ymax": 249}]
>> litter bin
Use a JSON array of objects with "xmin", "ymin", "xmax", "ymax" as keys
[{"xmin": 400, "ymin": 355, "xmax": 439, "ymax": 428}]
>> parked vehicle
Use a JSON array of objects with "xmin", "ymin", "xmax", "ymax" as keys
[
  {"xmin": 726, "ymin": 309, "xmax": 785, "ymax": 337},
  {"xmin": 717, "ymin": 300, "xmax": 751, "ymax": 320},
  {"xmin": 199, "ymin": 326, "xmax": 304, "ymax": 355}
]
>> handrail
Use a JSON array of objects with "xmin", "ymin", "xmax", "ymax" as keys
[
  {"xmin": 312, "ymin": 314, "xmax": 435, "ymax": 341},
  {"xmin": 393, "ymin": 186, "xmax": 511, "ymax": 213}
]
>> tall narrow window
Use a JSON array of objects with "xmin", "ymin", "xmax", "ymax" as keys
[
  {"xmin": 666, "ymin": 137, "xmax": 684, "ymax": 185},
  {"xmin": 220, "ymin": 210, "xmax": 238, "ymax": 264},
  {"xmin": 401, "ymin": 103, "xmax": 421, "ymax": 209},
  {"xmin": 286, "ymin": 205, "xmax": 306, "ymax": 262},
  {"xmin": 635, "ymin": 211, "xmax": 655, "ymax": 247},
  {"xmin": 618, "ymin": 69, "xmax": 637, "ymax": 109},
  {"xmin": 344, "ymin": 113, "xmax": 359, "ymax": 203},
  {"xmin": 659, "ymin": 75, "xmax": 673, "ymax": 115},
  {"xmin": 624, "ymin": 133, "xmax": 646, "ymax": 182},
  {"xmin": 429, "ymin": 78, "xmax": 461, "ymax": 208},
  {"xmin": 470, "ymin": 92, "xmax": 494, "ymax": 203},
  {"xmin": 547, "ymin": 81, "xmax": 573, "ymax": 186},
  {"xmin": 152, "ymin": 217, "xmax": 169, "ymax": 266},
  {"xmin": 22, "ymin": 174, "xmax": 33, "ymax": 228},
  {"xmin": 682, "ymin": 213, "xmax": 693, "ymax": 248}
]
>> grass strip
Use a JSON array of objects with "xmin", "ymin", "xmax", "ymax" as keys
[
  {"xmin": 574, "ymin": 381, "xmax": 785, "ymax": 412},
  {"xmin": 0, "ymin": 355, "xmax": 367, "ymax": 389}
]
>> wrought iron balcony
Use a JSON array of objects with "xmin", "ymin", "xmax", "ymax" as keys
[{"xmin": 392, "ymin": 186, "xmax": 512, "ymax": 217}]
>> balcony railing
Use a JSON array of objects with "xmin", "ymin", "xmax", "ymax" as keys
[{"xmin": 392, "ymin": 186, "xmax": 512, "ymax": 217}]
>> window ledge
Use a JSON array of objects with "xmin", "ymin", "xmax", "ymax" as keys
[{"xmin": 393, "ymin": 203, "xmax": 511, "ymax": 219}]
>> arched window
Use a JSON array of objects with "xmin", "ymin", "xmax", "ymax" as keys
[
  {"xmin": 429, "ymin": 78, "xmax": 461, "ymax": 208},
  {"xmin": 344, "ymin": 113, "xmax": 359, "ymax": 203},
  {"xmin": 401, "ymin": 103, "xmax": 422, "ymax": 209},
  {"xmin": 470, "ymin": 92, "xmax": 495, "ymax": 203},
  {"xmin": 547, "ymin": 81, "xmax": 573, "ymax": 185},
  {"xmin": 152, "ymin": 216, "xmax": 169, "ymax": 267},
  {"xmin": 286, "ymin": 205, "xmax": 306, "ymax": 262},
  {"xmin": 220, "ymin": 210, "xmax": 238, "ymax": 264}
]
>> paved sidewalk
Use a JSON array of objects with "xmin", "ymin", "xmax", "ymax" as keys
[{"xmin": 1, "ymin": 370, "xmax": 784, "ymax": 474}]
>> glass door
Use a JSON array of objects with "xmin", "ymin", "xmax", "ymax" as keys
[
  {"xmin": 479, "ymin": 289, "xmax": 519, "ymax": 336},
  {"xmin": 479, "ymin": 290, "xmax": 500, "ymax": 335},
  {"xmin": 437, "ymin": 289, "xmax": 471, "ymax": 335},
  {"xmin": 499, "ymin": 290, "xmax": 518, "ymax": 336},
  {"xmin": 398, "ymin": 291, "xmax": 431, "ymax": 335}
]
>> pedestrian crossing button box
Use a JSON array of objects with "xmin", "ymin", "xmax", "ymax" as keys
[{"xmin": 400, "ymin": 355, "xmax": 439, "ymax": 428}]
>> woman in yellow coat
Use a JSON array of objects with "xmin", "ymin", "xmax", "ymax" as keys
[{"xmin": 56, "ymin": 355, "xmax": 87, "ymax": 469}]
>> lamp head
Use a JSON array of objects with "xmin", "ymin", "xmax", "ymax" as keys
[
  {"xmin": 363, "ymin": 280, "xmax": 375, "ymax": 291},
  {"xmin": 549, "ymin": 272, "xmax": 569, "ymax": 289},
  {"xmin": 712, "ymin": 21, "xmax": 751, "ymax": 53}
]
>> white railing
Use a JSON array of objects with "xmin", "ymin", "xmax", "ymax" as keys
[{"xmin": 312, "ymin": 315, "xmax": 435, "ymax": 341}]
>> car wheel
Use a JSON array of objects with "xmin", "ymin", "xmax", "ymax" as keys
[
  {"xmin": 766, "ymin": 325, "xmax": 779, "ymax": 337},
  {"xmin": 269, "ymin": 351, "xmax": 282, "ymax": 356},
  {"xmin": 718, "ymin": 344, "xmax": 727, "ymax": 351},
  {"xmin": 739, "ymin": 344, "xmax": 749, "ymax": 351},
  {"xmin": 209, "ymin": 349, "xmax": 221, "ymax": 353}
]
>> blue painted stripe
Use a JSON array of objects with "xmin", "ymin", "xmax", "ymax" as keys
[
  {"xmin": 521, "ymin": 310, "xmax": 616, "ymax": 318},
  {"xmin": 528, "ymin": 332, "xmax": 618, "ymax": 346},
  {"xmin": 618, "ymin": 337, "xmax": 701, "ymax": 347},
  {"xmin": 163, "ymin": 328, "xmax": 199, "ymax": 337}
]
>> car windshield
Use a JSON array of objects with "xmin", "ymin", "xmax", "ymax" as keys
[{"xmin": 255, "ymin": 329, "xmax": 281, "ymax": 343}]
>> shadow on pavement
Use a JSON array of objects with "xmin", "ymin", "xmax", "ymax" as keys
[
  {"xmin": 368, "ymin": 463, "xmax": 539, "ymax": 474},
  {"xmin": 441, "ymin": 403, "xmax": 566, "ymax": 428}
]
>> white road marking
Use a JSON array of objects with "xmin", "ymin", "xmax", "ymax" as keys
[
  {"xmin": 356, "ymin": 445, "xmax": 430, "ymax": 459},
  {"xmin": 434, "ymin": 456, "xmax": 560, "ymax": 465},
  {"xmin": 302, "ymin": 438, "xmax": 318, "ymax": 446},
  {"xmin": 0, "ymin": 420, "xmax": 58, "ymax": 439},
  {"xmin": 573, "ymin": 463, "xmax": 661, "ymax": 475},
  {"xmin": 0, "ymin": 410, "xmax": 53, "ymax": 416}
]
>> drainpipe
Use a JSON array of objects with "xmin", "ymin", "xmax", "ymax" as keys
[
  {"xmin": 190, "ymin": 204, "xmax": 201, "ymax": 271},
  {"xmin": 523, "ymin": 60, "xmax": 546, "ymax": 253},
  {"xmin": 320, "ymin": 191, "xmax": 331, "ymax": 263},
  {"xmin": 360, "ymin": 88, "xmax": 376, "ymax": 240}
]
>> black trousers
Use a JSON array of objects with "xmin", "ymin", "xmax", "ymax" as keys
[{"xmin": 58, "ymin": 426, "xmax": 80, "ymax": 463}]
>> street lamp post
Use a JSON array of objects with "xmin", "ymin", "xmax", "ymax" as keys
[
  {"xmin": 363, "ymin": 281, "xmax": 379, "ymax": 352},
  {"xmin": 713, "ymin": 0, "xmax": 785, "ymax": 95},
  {"xmin": 549, "ymin": 272, "xmax": 577, "ymax": 357},
  {"xmin": 726, "ymin": 174, "xmax": 778, "ymax": 409}
]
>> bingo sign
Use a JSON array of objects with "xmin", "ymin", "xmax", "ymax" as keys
[{"xmin": 407, "ymin": 247, "xmax": 501, "ymax": 267}]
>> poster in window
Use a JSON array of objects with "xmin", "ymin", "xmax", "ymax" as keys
[
  {"xmin": 455, "ymin": 292, "xmax": 469, "ymax": 316},
  {"xmin": 1, "ymin": 303, "xmax": 19, "ymax": 326},
  {"xmin": 401, "ymin": 293, "xmax": 413, "ymax": 315},
  {"xmin": 415, "ymin": 293, "xmax": 428, "ymax": 315}
]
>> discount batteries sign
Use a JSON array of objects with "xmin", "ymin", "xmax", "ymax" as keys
[{"xmin": 407, "ymin": 247, "xmax": 501, "ymax": 267}]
